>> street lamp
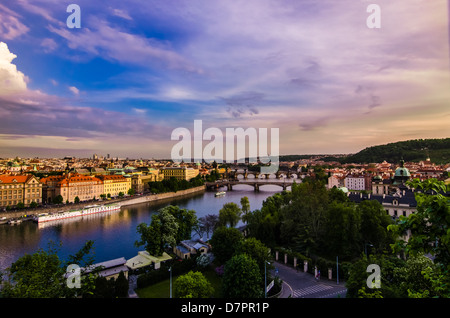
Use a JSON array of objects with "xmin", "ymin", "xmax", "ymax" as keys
[
  {"xmin": 365, "ymin": 243, "xmax": 374, "ymax": 258},
  {"xmin": 264, "ymin": 261, "xmax": 270, "ymax": 298},
  {"xmin": 169, "ymin": 266, "xmax": 172, "ymax": 298}
]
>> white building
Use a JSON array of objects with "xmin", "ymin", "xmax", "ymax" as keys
[{"xmin": 344, "ymin": 175, "xmax": 366, "ymax": 191}]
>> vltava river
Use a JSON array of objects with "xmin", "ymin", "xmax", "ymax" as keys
[{"xmin": 0, "ymin": 184, "xmax": 287, "ymax": 272}]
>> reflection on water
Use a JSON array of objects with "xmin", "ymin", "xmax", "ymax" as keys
[{"xmin": 0, "ymin": 185, "xmax": 287, "ymax": 271}]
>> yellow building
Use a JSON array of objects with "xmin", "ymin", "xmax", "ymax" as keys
[
  {"xmin": 97, "ymin": 175, "xmax": 131, "ymax": 197},
  {"xmin": 0, "ymin": 174, "xmax": 42, "ymax": 208},
  {"xmin": 161, "ymin": 167, "xmax": 199, "ymax": 181}
]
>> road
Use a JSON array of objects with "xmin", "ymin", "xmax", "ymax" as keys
[{"xmin": 272, "ymin": 261, "xmax": 347, "ymax": 298}]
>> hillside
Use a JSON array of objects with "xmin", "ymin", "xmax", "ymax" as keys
[{"xmin": 340, "ymin": 138, "xmax": 450, "ymax": 164}]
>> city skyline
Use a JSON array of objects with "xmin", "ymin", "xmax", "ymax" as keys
[{"xmin": 1, "ymin": 1, "xmax": 449, "ymax": 159}]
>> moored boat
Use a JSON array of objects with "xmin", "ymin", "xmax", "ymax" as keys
[
  {"xmin": 214, "ymin": 191, "xmax": 226, "ymax": 197},
  {"xmin": 33, "ymin": 204, "xmax": 121, "ymax": 223}
]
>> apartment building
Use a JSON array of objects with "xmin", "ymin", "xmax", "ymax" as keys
[
  {"xmin": 161, "ymin": 167, "xmax": 199, "ymax": 181},
  {"xmin": 41, "ymin": 173, "xmax": 103, "ymax": 203},
  {"xmin": 0, "ymin": 175, "xmax": 42, "ymax": 208},
  {"xmin": 96, "ymin": 175, "xmax": 131, "ymax": 197}
]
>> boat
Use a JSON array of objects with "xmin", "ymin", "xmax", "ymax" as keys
[
  {"xmin": 33, "ymin": 204, "xmax": 121, "ymax": 223},
  {"xmin": 8, "ymin": 218, "xmax": 22, "ymax": 225},
  {"xmin": 215, "ymin": 191, "xmax": 226, "ymax": 197}
]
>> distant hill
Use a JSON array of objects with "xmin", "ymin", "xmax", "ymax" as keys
[
  {"xmin": 279, "ymin": 138, "xmax": 450, "ymax": 165},
  {"xmin": 340, "ymin": 138, "xmax": 450, "ymax": 164}
]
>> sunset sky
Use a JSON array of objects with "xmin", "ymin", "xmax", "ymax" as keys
[{"xmin": 0, "ymin": 0, "xmax": 449, "ymax": 159}]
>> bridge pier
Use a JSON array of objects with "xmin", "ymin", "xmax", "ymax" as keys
[
  {"xmin": 227, "ymin": 183, "xmax": 233, "ymax": 191},
  {"xmin": 254, "ymin": 184, "xmax": 259, "ymax": 192}
]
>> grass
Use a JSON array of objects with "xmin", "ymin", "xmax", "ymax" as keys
[{"xmin": 135, "ymin": 267, "xmax": 223, "ymax": 298}]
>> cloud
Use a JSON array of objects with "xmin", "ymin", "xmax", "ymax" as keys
[
  {"xmin": 0, "ymin": 42, "xmax": 28, "ymax": 95},
  {"xmin": 112, "ymin": 8, "xmax": 132, "ymax": 20},
  {"xmin": 219, "ymin": 91, "xmax": 264, "ymax": 118},
  {"xmin": 0, "ymin": 4, "xmax": 29, "ymax": 40},
  {"xmin": 48, "ymin": 18, "xmax": 203, "ymax": 74},
  {"xmin": 69, "ymin": 86, "xmax": 80, "ymax": 95},
  {"xmin": 41, "ymin": 38, "xmax": 58, "ymax": 53}
]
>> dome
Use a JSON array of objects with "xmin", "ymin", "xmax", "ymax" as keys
[
  {"xmin": 394, "ymin": 167, "xmax": 410, "ymax": 177},
  {"xmin": 393, "ymin": 160, "xmax": 410, "ymax": 184}
]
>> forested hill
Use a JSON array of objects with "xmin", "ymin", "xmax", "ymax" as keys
[{"xmin": 339, "ymin": 138, "xmax": 450, "ymax": 164}]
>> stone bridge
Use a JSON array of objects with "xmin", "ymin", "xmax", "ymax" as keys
[{"xmin": 205, "ymin": 178, "xmax": 298, "ymax": 192}]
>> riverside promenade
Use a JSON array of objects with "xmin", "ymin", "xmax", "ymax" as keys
[{"xmin": 0, "ymin": 185, "xmax": 206, "ymax": 221}]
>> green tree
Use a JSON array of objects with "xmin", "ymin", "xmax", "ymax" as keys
[
  {"xmin": 127, "ymin": 188, "xmax": 135, "ymax": 196},
  {"xmin": 389, "ymin": 178, "xmax": 450, "ymax": 297},
  {"xmin": 114, "ymin": 271, "xmax": 130, "ymax": 298},
  {"xmin": 53, "ymin": 195, "xmax": 63, "ymax": 204},
  {"xmin": 218, "ymin": 202, "xmax": 242, "ymax": 227},
  {"xmin": 235, "ymin": 238, "xmax": 270, "ymax": 276},
  {"xmin": 135, "ymin": 208, "xmax": 179, "ymax": 256},
  {"xmin": 222, "ymin": 254, "xmax": 262, "ymax": 298},
  {"xmin": 280, "ymin": 180, "xmax": 328, "ymax": 254},
  {"xmin": 174, "ymin": 271, "xmax": 214, "ymax": 298},
  {"xmin": 210, "ymin": 227, "xmax": 244, "ymax": 264},
  {"xmin": 0, "ymin": 241, "xmax": 96, "ymax": 298},
  {"xmin": 161, "ymin": 205, "xmax": 198, "ymax": 243},
  {"xmin": 357, "ymin": 200, "xmax": 394, "ymax": 255},
  {"xmin": 240, "ymin": 196, "xmax": 250, "ymax": 218},
  {"xmin": 74, "ymin": 196, "xmax": 80, "ymax": 204}
]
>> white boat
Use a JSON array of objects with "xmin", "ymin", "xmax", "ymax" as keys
[
  {"xmin": 33, "ymin": 204, "xmax": 121, "ymax": 223},
  {"xmin": 215, "ymin": 191, "xmax": 226, "ymax": 197},
  {"xmin": 8, "ymin": 218, "xmax": 22, "ymax": 225}
]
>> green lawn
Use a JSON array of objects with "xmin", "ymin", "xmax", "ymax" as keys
[{"xmin": 135, "ymin": 267, "xmax": 223, "ymax": 298}]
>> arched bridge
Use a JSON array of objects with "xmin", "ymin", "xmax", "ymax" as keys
[{"xmin": 205, "ymin": 178, "xmax": 299, "ymax": 192}]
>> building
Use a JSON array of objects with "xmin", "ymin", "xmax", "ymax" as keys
[
  {"xmin": 327, "ymin": 175, "xmax": 344, "ymax": 189},
  {"xmin": 173, "ymin": 239, "xmax": 210, "ymax": 259},
  {"xmin": 344, "ymin": 175, "xmax": 366, "ymax": 191},
  {"xmin": 161, "ymin": 167, "xmax": 200, "ymax": 181},
  {"xmin": 0, "ymin": 175, "xmax": 42, "ymax": 208},
  {"xmin": 41, "ymin": 173, "xmax": 103, "ymax": 203},
  {"xmin": 96, "ymin": 175, "xmax": 131, "ymax": 197},
  {"xmin": 131, "ymin": 170, "xmax": 163, "ymax": 194}
]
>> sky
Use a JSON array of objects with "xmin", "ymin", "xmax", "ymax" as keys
[{"xmin": 0, "ymin": 0, "xmax": 449, "ymax": 159}]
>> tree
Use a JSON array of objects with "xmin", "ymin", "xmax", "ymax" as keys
[
  {"xmin": 222, "ymin": 254, "xmax": 262, "ymax": 298},
  {"xmin": 240, "ymin": 196, "xmax": 250, "ymax": 218},
  {"xmin": 218, "ymin": 202, "xmax": 242, "ymax": 227},
  {"xmin": 53, "ymin": 195, "xmax": 63, "ymax": 204},
  {"xmin": 118, "ymin": 192, "xmax": 124, "ymax": 198},
  {"xmin": 29, "ymin": 201, "xmax": 38, "ymax": 208},
  {"xmin": 280, "ymin": 180, "xmax": 328, "ymax": 254},
  {"xmin": 135, "ymin": 208, "xmax": 179, "ymax": 256},
  {"xmin": 127, "ymin": 188, "xmax": 135, "ymax": 196},
  {"xmin": 210, "ymin": 227, "xmax": 244, "ymax": 264},
  {"xmin": 0, "ymin": 241, "xmax": 97, "ymax": 298},
  {"xmin": 357, "ymin": 200, "xmax": 394, "ymax": 255},
  {"xmin": 161, "ymin": 205, "xmax": 198, "ymax": 243},
  {"xmin": 235, "ymin": 238, "xmax": 270, "ymax": 276},
  {"xmin": 388, "ymin": 178, "xmax": 450, "ymax": 297},
  {"xmin": 174, "ymin": 271, "xmax": 214, "ymax": 298},
  {"xmin": 196, "ymin": 214, "xmax": 219, "ymax": 239},
  {"xmin": 74, "ymin": 196, "xmax": 80, "ymax": 204}
]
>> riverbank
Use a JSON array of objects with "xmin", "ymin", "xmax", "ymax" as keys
[{"xmin": 0, "ymin": 185, "xmax": 206, "ymax": 222}]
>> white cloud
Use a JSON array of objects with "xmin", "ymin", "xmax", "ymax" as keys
[
  {"xmin": 69, "ymin": 86, "xmax": 80, "ymax": 95},
  {"xmin": 0, "ymin": 42, "xmax": 28, "ymax": 95},
  {"xmin": 112, "ymin": 8, "xmax": 132, "ymax": 20}
]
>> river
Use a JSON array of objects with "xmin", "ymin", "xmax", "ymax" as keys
[{"xmin": 0, "ymin": 184, "xmax": 288, "ymax": 272}]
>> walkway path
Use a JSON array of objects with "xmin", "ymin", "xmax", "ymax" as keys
[{"xmin": 273, "ymin": 261, "xmax": 347, "ymax": 298}]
